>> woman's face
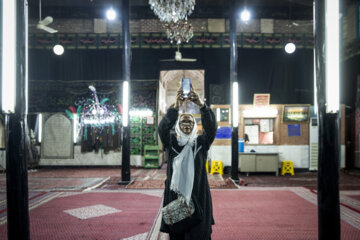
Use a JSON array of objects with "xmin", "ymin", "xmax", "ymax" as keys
[{"xmin": 179, "ymin": 115, "xmax": 195, "ymax": 135}]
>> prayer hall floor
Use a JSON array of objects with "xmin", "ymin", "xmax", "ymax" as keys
[{"xmin": 0, "ymin": 167, "xmax": 359, "ymax": 239}]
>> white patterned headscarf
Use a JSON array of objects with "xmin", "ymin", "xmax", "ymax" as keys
[{"xmin": 170, "ymin": 114, "xmax": 198, "ymax": 204}]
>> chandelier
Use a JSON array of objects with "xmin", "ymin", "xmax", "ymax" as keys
[
  {"xmin": 81, "ymin": 86, "xmax": 121, "ymax": 126},
  {"xmin": 164, "ymin": 20, "xmax": 193, "ymax": 44},
  {"xmin": 149, "ymin": 0, "xmax": 195, "ymax": 23}
]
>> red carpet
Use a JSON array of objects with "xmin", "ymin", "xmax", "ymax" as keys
[
  {"xmin": 0, "ymin": 191, "xmax": 62, "ymax": 227},
  {"xmin": 348, "ymin": 195, "xmax": 360, "ymax": 201},
  {"xmin": 125, "ymin": 171, "xmax": 237, "ymax": 189},
  {"xmin": 340, "ymin": 192, "xmax": 360, "ymax": 214},
  {"xmin": 2, "ymin": 188, "xmax": 360, "ymax": 239},
  {"xmin": 210, "ymin": 188, "xmax": 360, "ymax": 240},
  {"xmin": 1, "ymin": 191, "xmax": 162, "ymax": 240}
]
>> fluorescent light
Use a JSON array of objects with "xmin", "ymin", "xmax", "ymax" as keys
[
  {"xmin": 1, "ymin": 0, "xmax": 16, "ymax": 113},
  {"xmin": 73, "ymin": 115, "xmax": 77, "ymax": 143},
  {"xmin": 216, "ymin": 108, "xmax": 220, "ymax": 122},
  {"xmin": 285, "ymin": 42, "xmax": 296, "ymax": 54},
  {"xmin": 313, "ymin": 49, "xmax": 318, "ymax": 115},
  {"xmin": 232, "ymin": 82, "xmax": 239, "ymax": 127},
  {"xmin": 240, "ymin": 8, "xmax": 251, "ymax": 22},
  {"xmin": 25, "ymin": 1, "xmax": 29, "ymax": 114},
  {"xmin": 325, "ymin": 0, "xmax": 340, "ymax": 113},
  {"xmin": 122, "ymin": 81, "xmax": 129, "ymax": 127},
  {"xmin": 313, "ymin": 2, "xmax": 318, "ymax": 115},
  {"xmin": 38, "ymin": 114, "xmax": 42, "ymax": 143},
  {"xmin": 129, "ymin": 109, "xmax": 153, "ymax": 117},
  {"xmin": 53, "ymin": 44, "xmax": 64, "ymax": 55},
  {"xmin": 106, "ymin": 7, "xmax": 117, "ymax": 20},
  {"xmin": 243, "ymin": 108, "xmax": 278, "ymax": 117},
  {"xmin": 83, "ymin": 117, "xmax": 116, "ymax": 125}
]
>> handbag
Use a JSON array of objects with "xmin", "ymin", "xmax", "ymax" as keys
[{"xmin": 162, "ymin": 195, "xmax": 203, "ymax": 233}]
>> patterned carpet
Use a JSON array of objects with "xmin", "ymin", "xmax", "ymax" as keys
[
  {"xmin": 95, "ymin": 168, "xmax": 237, "ymax": 190},
  {"xmin": 0, "ymin": 174, "xmax": 107, "ymax": 192},
  {"xmin": 0, "ymin": 191, "xmax": 63, "ymax": 240},
  {"xmin": 153, "ymin": 188, "xmax": 360, "ymax": 240},
  {"xmin": 1, "ymin": 168, "xmax": 360, "ymax": 239},
  {"xmin": 239, "ymin": 171, "xmax": 360, "ymax": 190},
  {"xmin": 1, "ymin": 188, "xmax": 359, "ymax": 239},
  {"xmin": 0, "ymin": 190, "xmax": 163, "ymax": 240},
  {"xmin": 212, "ymin": 188, "xmax": 360, "ymax": 240}
]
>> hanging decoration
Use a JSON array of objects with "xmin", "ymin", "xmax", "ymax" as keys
[
  {"xmin": 65, "ymin": 85, "xmax": 122, "ymax": 155},
  {"xmin": 164, "ymin": 19, "xmax": 193, "ymax": 44},
  {"xmin": 80, "ymin": 85, "xmax": 121, "ymax": 126},
  {"xmin": 148, "ymin": 0, "xmax": 195, "ymax": 23}
]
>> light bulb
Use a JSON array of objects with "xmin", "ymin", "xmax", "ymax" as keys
[
  {"xmin": 240, "ymin": 9, "xmax": 251, "ymax": 22},
  {"xmin": 53, "ymin": 45, "xmax": 64, "ymax": 55},
  {"xmin": 106, "ymin": 7, "xmax": 116, "ymax": 20},
  {"xmin": 285, "ymin": 42, "xmax": 296, "ymax": 54}
]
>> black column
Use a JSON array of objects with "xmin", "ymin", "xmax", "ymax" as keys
[
  {"xmin": 5, "ymin": 1, "xmax": 30, "ymax": 239},
  {"xmin": 120, "ymin": 0, "xmax": 131, "ymax": 183},
  {"xmin": 230, "ymin": 0, "xmax": 239, "ymax": 182},
  {"xmin": 314, "ymin": 1, "xmax": 340, "ymax": 239}
]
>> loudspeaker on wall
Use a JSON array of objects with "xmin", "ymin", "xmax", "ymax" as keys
[{"xmin": 209, "ymin": 84, "xmax": 226, "ymax": 104}]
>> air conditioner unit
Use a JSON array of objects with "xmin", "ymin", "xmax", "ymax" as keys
[{"xmin": 309, "ymin": 117, "xmax": 318, "ymax": 171}]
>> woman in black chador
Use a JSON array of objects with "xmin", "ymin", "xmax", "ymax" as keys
[{"xmin": 159, "ymin": 87, "xmax": 217, "ymax": 240}]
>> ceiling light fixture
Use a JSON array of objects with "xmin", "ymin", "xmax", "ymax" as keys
[
  {"xmin": 285, "ymin": 42, "xmax": 296, "ymax": 54},
  {"xmin": 53, "ymin": 44, "xmax": 64, "ymax": 55},
  {"xmin": 284, "ymin": 1, "xmax": 296, "ymax": 54},
  {"xmin": 164, "ymin": 20, "xmax": 194, "ymax": 44},
  {"xmin": 106, "ymin": 7, "xmax": 117, "ymax": 20},
  {"xmin": 240, "ymin": 0, "xmax": 251, "ymax": 22},
  {"xmin": 149, "ymin": 0, "xmax": 195, "ymax": 23},
  {"xmin": 240, "ymin": 8, "xmax": 251, "ymax": 22}
]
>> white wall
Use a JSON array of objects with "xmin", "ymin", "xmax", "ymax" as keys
[
  {"xmin": 209, "ymin": 144, "xmax": 347, "ymax": 169},
  {"xmin": 0, "ymin": 150, "xmax": 5, "ymax": 169},
  {"xmin": 130, "ymin": 155, "xmax": 143, "ymax": 166},
  {"xmin": 208, "ymin": 145, "xmax": 231, "ymax": 166},
  {"xmin": 209, "ymin": 145, "xmax": 309, "ymax": 168},
  {"xmin": 340, "ymin": 145, "xmax": 346, "ymax": 168},
  {"xmin": 40, "ymin": 146, "xmax": 123, "ymax": 166}
]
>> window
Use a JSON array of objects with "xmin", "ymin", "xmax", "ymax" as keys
[{"xmin": 244, "ymin": 118, "xmax": 274, "ymax": 144}]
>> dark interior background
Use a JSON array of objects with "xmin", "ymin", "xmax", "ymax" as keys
[
  {"xmin": 29, "ymin": 47, "xmax": 322, "ymax": 111},
  {"xmin": 18, "ymin": 0, "xmax": 360, "ymax": 113}
]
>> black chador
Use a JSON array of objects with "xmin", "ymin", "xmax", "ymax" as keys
[{"xmin": 159, "ymin": 104, "xmax": 217, "ymax": 240}]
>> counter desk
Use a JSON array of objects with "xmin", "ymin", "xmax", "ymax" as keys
[{"xmin": 238, "ymin": 152, "xmax": 279, "ymax": 176}]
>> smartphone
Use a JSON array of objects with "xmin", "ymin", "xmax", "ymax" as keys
[{"xmin": 181, "ymin": 78, "xmax": 191, "ymax": 98}]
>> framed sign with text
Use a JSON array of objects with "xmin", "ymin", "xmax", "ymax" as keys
[
  {"xmin": 282, "ymin": 105, "xmax": 310, "ymax": 123},
  {"xmin": 253, "ymin": 94, "xmax": 270, "ymax": 107}
]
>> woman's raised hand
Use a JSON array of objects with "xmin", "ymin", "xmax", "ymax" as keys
[
  {"xmin": 174, "ymin": 88, "xmax": 185, "ymax": 110},
  {"xmin": 189, "ymin": 87, "xmax": 204, "ymax": 108}
]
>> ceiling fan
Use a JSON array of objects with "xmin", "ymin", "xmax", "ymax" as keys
[
  {"xmin": 36, "ymin": 0, "xmax": 58, "ymax": 33},
  {"xmin": 290, "ymin": 20, "xmax": 313, "ymax": 27},
  {"xmin": 160, "ymin": 45, "xmax": 197, "ymax": 62}
]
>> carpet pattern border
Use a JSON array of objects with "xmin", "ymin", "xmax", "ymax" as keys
[
  {"xmin": 290, "ymin": 187, "xmax": 360, "ymax": 231},
  {"xmin": 0, "ymin": 191, "xmax": 63, "ymax": 225}
]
